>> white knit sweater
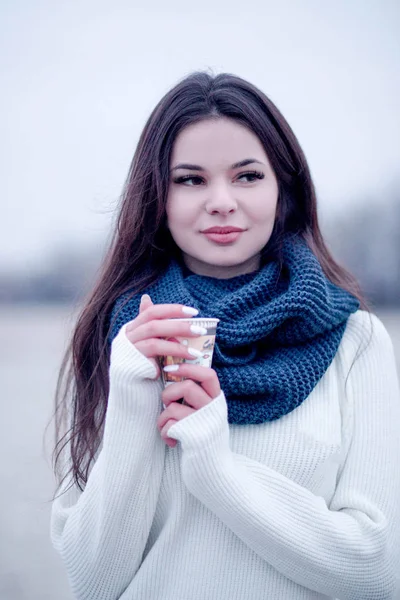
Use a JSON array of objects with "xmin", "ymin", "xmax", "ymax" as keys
[{"xmin": 51, "ymin": 310, "xmax": 400, "ymax": 600}]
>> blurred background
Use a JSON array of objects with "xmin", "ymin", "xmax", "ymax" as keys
[{"xmin": 1, "ymin": 0, "xmax": 399, "ymax": 598}]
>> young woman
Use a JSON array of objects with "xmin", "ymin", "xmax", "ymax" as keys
[{"xmin": 51, "ymin": 72, "xmax": 400, "ymax": 600}]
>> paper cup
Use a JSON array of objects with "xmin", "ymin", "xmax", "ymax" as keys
[{"xmin": 160, "ymin": 318, "xmax": 219, "ymax": 389}]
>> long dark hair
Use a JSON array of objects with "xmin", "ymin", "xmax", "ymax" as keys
[{"xmin": 52, "ymin": 71, "xmax": 370, "ymax": 493}]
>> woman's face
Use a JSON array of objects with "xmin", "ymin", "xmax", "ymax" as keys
[{"xmin": 166, "ymin": 117, "xmax": 279, "ymax": 278}]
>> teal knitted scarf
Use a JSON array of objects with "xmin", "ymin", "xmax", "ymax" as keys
[{"xmin": 109, "ymin": 235, "xmax": 360, "ymax": 425}]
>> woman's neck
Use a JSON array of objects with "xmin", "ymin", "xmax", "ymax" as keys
[{"xmin": 181, "ymin": 253, "xmax": 261, "ymax": 279}]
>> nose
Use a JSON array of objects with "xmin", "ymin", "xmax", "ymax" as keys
[{"xmin": 205, "ymin": 182, "xmax": 238, "ymax": 215}]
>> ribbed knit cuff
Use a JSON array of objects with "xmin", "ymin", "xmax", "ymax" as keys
[
  {"xmin": 166, "ymin": 391, "xmax": 230, "ymax": 456},
  {"xmin": 110, "ymin": 323, "xmax": 159, "ymax": 383}
]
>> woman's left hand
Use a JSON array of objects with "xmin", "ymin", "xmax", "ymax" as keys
[{"xmin": 157, "ymin": 363, "xmax": 221, "ymax": 448}]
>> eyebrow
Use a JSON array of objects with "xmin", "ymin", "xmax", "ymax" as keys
[{"xmin": 170, "ymin": 158, "xmax": 264, "ymax": 172}]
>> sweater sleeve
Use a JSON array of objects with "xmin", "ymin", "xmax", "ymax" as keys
[
  {"xmin": 167, "ymin": 313, "xmax": 400, "ymax": 599},
  {"xmin": 50, "ymin": 324, "xmax": 165, "ymax": 600}
]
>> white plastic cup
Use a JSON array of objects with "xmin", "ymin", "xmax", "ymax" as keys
[{"xmin": 159, "ymin": 318, "xmax": 219, "ymax": 401}]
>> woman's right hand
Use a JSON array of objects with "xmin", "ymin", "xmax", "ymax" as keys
[{"xmin": 125, "ymin": 294, "xmax": 206, "ymax": 378}]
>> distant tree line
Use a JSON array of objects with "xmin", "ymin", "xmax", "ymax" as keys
[
  {"xmin": 1, "ymin": 193, "xmax": 399, "ymax": 307},
  {"xmin": 323, "ymin": 193, "xmax": 400, "ymax": 308},
  {"xmin": 0, "ymin": 244, "xmax": 102, "ymax": 305}
]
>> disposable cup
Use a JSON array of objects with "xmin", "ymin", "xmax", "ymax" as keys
[{"xmin": 159, "ymin": 318, "xmax": 219, "ymax": 396}]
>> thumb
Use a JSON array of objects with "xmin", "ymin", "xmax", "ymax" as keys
[{"xmin": 139, "ymin": 293, "xmax": 154, "ymax": 313}]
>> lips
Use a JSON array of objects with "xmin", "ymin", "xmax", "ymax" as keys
[
  {"xmin": 202, "ymin": 230, "xmax": 244, "ymax": 244},
  {"xmin": 201, "ymin": 226, "xmax": 245, "ymax": 234}
]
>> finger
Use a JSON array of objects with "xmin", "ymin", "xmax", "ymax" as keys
[
  {"xmin": 157, "ymin": 402, "xmax": 196, "ymax": 433},
  {"xmin": 161, "ymin": 378, "xmax": 213, "ymax": 410},
  {"xmin": 163, "ymin": 434, "xmax": 178, "ymax": 448},
  {"xmin": 127, "ymin": 303, "xmax": 199, "ymax": 331},
  {"xmin": 139, "ymin": 294, "xmax": 154, "ymax": 313},
  {"xmin": 159, "ymin": 417, "xmax": 179, "ymax": 447},
  {"xmin": 127, "ymin": 319, "xmax": 207, "ymax": 345},
  {"xmin": 134, "ymin": 338, "xmax": 202, "ymax": 361},
  {"xmin": 162, "ymin": 364, "xmax": 221, "ymax": 399}
]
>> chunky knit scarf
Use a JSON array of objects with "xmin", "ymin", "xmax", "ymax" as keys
[{"xmin": 109, "ymin": 235, "xmax": 360, "ymax": 425}]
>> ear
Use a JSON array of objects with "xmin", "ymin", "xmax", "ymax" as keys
[{"xmin": 139, "ymin": 294, "xmax": 154, "ymax": 313}]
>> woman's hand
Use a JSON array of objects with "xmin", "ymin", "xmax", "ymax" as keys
[
  {"xmin": 125, "ymin": 294, "xmax": 206, "ymax": 378},
  {"xmin": 157, "ymin": 363, "xmax": 221, "ymax": 448},
  {"xmin": 125, "ymin": 294, "xmax": 222, "ymax": 448}
]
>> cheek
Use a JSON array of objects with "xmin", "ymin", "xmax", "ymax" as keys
[
  {"xmin": 247, "ymin": 193, "xmax": 278, "ymax": 223},
  {"xmin": 166, "ymin": 192, "xmax": 198, "ymax": 229}
]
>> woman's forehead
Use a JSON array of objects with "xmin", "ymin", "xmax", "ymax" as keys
[{"xmin": 170, "ymin": 118, "xmax": 268, "ymax": 169}]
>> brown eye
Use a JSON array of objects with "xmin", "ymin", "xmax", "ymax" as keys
[
  {"xmin": 173, "ymin": 175, "xmax": 204, "ymax": 186},
  {"xmin": 237, "ymin": 171, "xmax": 265, "ymax": 182}
]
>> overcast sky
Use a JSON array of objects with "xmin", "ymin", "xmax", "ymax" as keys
[{"xmin": 1, "ymin": 0, "xmax": 399, "ymax": 272}]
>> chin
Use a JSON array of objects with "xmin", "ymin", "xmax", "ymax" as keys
[
  {"xmin": 198, "ymin": 253, "xmax": 246, "ymax": 266},
  {"xmin": 196, "ymin": 251, "xmax": 258, "ymax": 269}
]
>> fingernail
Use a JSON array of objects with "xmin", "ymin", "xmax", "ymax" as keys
[
  {"xmin": 163, "ymin": 365, "xmax": 180, "ymax": 372},
  {"xmin": 142, "ymin": 294, "xmax": 151, "ymax": 301},
  {"xmin": 182, "ymin": 306, "xmax": 199, "ymax": 316},
  {"xmin": 188, "ymin": 347, "xmax": 203, "ymax": 358},
  {"xmin": 190, "ymin": 325, "xmax": 208, "ymax": 335}
]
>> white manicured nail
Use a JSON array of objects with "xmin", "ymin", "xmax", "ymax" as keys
[
  {"xmin": 188, "ymin": 348, "xmax": 203, "ymax": 358},
  {"xmin": 190, "ymin": 325, "xmax": 208, "ymax": 335},
  {"xmin": 182, "ymin": 306, "xmax": 199, "ymax": 316},
  {"xmin": 163, "ymin": 365, "xmax": 180, "ymax": 372}
]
